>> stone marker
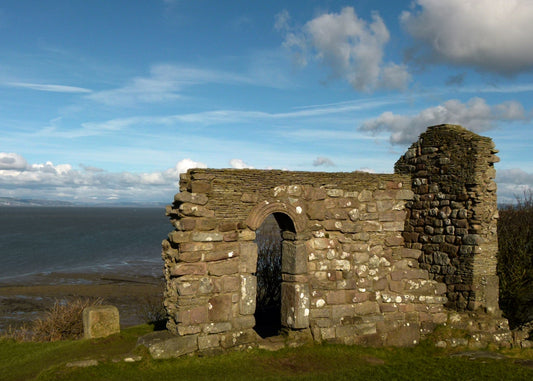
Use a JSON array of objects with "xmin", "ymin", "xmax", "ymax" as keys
[{"xmin": 83, "ymin": 305, "xmax": 120, "ymax": 339}]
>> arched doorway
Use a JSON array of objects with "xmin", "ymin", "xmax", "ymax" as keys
[{"xmin": 253, "ymin": 212, "xmax": 301, "ymax": 338}]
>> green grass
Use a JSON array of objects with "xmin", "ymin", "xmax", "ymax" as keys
[{"xmin": 1, "ymin": 326, "xmax": 533, "ymax": 381}]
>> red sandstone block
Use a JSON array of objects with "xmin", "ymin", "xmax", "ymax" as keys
[
  {"xmin": 207, "ymin": 258, "xmax": 239, "ymax": 276},
  {"xmin": 386, "ymin": 181, "xmax": 403, "ymax": 189},
  {"xmin": 177, "ymin": 305, "xmax": 208, "ymax": 325},
  {"xmin": 178, "ymin": 251, "xmax": 202, "ymax": 263},
  {"xmin": 171, "ymin": 262, "xmax": 207, "ymax": 277},
  {"xmin": 208, "ymin": 294, "xmax": 232, "ymax": 322},
  {"xmin": 223, "ymin": 231, "xmax": 238, "ymax": 242}
]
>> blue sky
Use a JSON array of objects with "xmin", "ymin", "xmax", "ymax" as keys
[{"xmin": 1, "ymin": 0, "xmax": 532, "ymax": 204}]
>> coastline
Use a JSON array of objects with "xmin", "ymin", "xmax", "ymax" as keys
[{"xmin": 0, "ymin": 271, "xmax": 165, "ymax": 332}]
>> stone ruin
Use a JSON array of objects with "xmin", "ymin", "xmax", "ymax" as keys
[{"xmin": 158, "ymin": 124, "xmax": 514, "ymax": 357}]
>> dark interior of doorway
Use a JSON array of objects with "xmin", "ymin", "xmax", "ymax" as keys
[{"xmin": 254, "ymin": 214, "xmax": 283, "ymax": 338}]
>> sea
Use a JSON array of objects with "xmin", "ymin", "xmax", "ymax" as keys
[{"xmin": 0, "ymin": 206, "xmax": 171, "ymax": 283}]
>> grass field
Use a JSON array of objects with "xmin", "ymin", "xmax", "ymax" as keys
[{"xmin": 1, "ymin": 324, "xmax": 533, "ymax": 381}]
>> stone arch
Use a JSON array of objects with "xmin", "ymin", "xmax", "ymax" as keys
[{"xmin": 245, "ymin": 200, "xmax": 307, "ymax": 233}]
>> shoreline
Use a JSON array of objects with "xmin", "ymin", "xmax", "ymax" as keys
[{"xmin": 0, "ymin": 271, "xmax": 165, "ymax": 331}]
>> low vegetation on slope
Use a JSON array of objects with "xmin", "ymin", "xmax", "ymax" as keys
[{"xmin": 498, "ymin": 191, "xmax": 533, "ymax": 329}]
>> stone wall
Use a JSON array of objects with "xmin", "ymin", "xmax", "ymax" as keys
[
  {"xmin": 395, "ymin": 124, "xmax": 500, "ymax": 314},
  {"xmin": 160, "ymin": 124, "xmax": 509, "ymax": 356}
]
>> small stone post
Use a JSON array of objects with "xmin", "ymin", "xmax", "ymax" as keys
[{"xmin": 83, "ymin": 305, "xmax": 120, "ymax": 339}]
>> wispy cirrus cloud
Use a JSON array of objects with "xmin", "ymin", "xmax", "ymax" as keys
[
  {"xmin": 86, "ymin": 64, "xmax": 266, "ymax": 106},
  {"xmin": 77, "ymin": 97, "xmax": 400, "ymax": 135},
  {"xmin": 7, "ymin": 82, "xmax": 92, "ymax": 93}
]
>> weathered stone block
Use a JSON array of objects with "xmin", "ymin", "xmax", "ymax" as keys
[
  {"xmin": 281, "ymin": 241, "xmax": 307, "ymax": 274},
  {"xmin": 180, "ymin": 242, "xmax": 214, "ymax": 252},
  {"xmin": 171, "ymin": 262, "xmax": 207, "ymax": 277},
  {"xmin": 141, "ymin": 332, "xmax": 198, "ymax": 359},
  {"xmin": 195, "ymin": 218, "xmax": 218, "ymax": 231},
  {"xmin": 218, "ymin": 221, "xmax": 238, "ymax": 232},
  {"xmin": 174, "ymin": 192, "xmax": 208, "ymax": 205},
  {"xmin": 177, "ymin": 305, "xmax": 209, "ymax": 325},
  {"xmin": 207, "ymin": 258, "xmax": 239, "ymax": 276},
  {"xmin": 233, "ymin": 315, "xmax": 256, "ymax": 330},
  {"xmin": 241, "ymin": 192, "xmax": 259, "ymax": 203},
  {"xmin": 192, "ymin": 232, "xmax": 223, "ymax": 242},
  {"xmin": 179, "ymin": 203, "xmax": 214, "ymax": 217},
  {"xmin": 384, "ymin": 324, "xmax": 420, "ymax": 346},
  {"xmin": 204, "ymin": 243, "xmax": 239, "ymax": 262},
  {"xmin": 326, "ymin": 290, "xmax": 346, "ymax": 305},
  {"xmin": 168, "ymin": 231, "xmax": 190, "ymax": 243},
  {"xmin": 203, "ymin": 322, "xmax": 232, "ymax": 334},
  {"xmin": 353, "ymin": 301, "xmax": 380, "ymax": 316},
  {"xmin": 306, "ymin": 202, "xmax": 326, "ymax": 220},
  {"xmin": 239, "ymin": 242, "xmax": 258, "ymax": 273},
  {"xmin": 83, "ymin": 305, "xmax": 120, "ymax": 339},
  {"xmin": 361, "ymin": 221, "xmax": 382, "ymax": 232},
  {"xmin": 220, "ymin": 329, "xmax": 257, "ymax": 348},
  {"xmin": 208, "ymin": 294, "xmax": 232, "ymax": 322},
  {"xmin": 391, "ymin": 269, "xmax": 429, "ymax": 281},
  {"xmin": 198, "ymin": 334, "xmax": 220, "ymax": 350},
  {"xmin": 190, "ymin": 181, "xmax": 211, "ymax": 193},
  {"xmin": 176, "ymin": 280, "xmax": 199, "ymax": 296},
  {"xmin": 178, "ymin": 251, "xmax": 202, "ymax": 263},
  {"xmin": 281, "ymin": 283, "xmax": 310, "ymax": 329},
  {"xmin": 240, "ymin": 274, "xmax": 257, "ymax": 315}
]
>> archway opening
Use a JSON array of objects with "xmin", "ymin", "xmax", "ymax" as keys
[{"xmin": 254, "ymin": 213, "xmax": 296, "ymax": 338}]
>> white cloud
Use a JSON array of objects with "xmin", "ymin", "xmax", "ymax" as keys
[
  {"xmin": 7, "ymin": 82, "xmax": 92, "ymax": 93},
  {"xmin": 496, "ymin": 168, "xmax": 533, "ymax": 204},
  {"xmin": 313, "ymin": 156, "xmax": 335, "ymax": 167},
  {"xmin": 278, "ymin": 7, "xmax": 410, "ymax": 91},
  {"xmin": 0, "ymin": 152, "xmax": 28, "ymax": 170},
  {"xmin": 0, "ymin": 154, "xmax": 207, "ymax": 203},
  {"xmin": 401, "ymin": 0, "xmax": 533, "ymax": 75},
  {"xmin": 359, "ymin": 97, "xmax": 528, "ymax": 144},
  {"xmin": 229, "ymin": 159, "xmax": 254, "ymax": 169},
  {"xmin": 163, "ymin": 158, "xmax": 208, "ymax": 180}
]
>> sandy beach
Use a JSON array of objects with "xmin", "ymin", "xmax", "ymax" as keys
[{"xmin": 0, "ymin": 272, "xmax": 165, "ymax": 331}]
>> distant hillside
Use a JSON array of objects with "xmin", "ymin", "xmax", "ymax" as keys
[{"xmin": 0, "ymin": 197, "xmax": 74, "ymax": 207}]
